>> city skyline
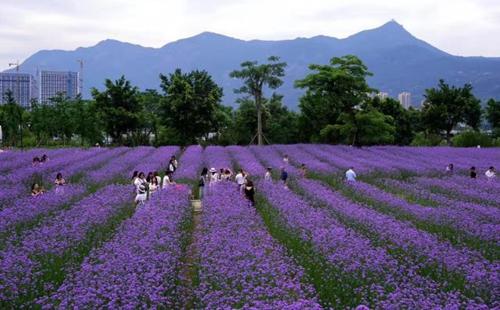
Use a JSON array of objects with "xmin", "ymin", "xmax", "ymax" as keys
[
  {"xmin": 1, "ymin": 0, "xmax": 499, "ymax": 71},
  {"xmin": 0, "ymin": 70, "xmax": 80, "ymax": 106}
]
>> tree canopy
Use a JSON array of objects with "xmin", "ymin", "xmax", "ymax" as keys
[
  {"xmin": 230, "ymin": 56, "xmax": 287, "ymax": 145},
  {"xmin": 421, "ymin": 80, "xmax": 481, "ymax": 144}
]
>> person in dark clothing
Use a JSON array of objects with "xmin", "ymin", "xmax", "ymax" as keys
[
  {"xmin": 280, "ymin": 167, "xmax": 288, "ymax": 188},
  {"xmin": 244, "ymin": 180, "xmax": 255, "ymax": 206},
  {"xmin": 470, "ymin": 166, "xmax": 477, "ymax": 179}
]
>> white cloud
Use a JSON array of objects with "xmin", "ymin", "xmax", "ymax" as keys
[{"xmin": 0, "ymin": 0, "xmax": 499, "ymax": 70}]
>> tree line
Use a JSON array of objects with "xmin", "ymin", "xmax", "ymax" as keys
[{"xmin": 1, "ymin": 55, "xmax": 499, "ymax": 148}]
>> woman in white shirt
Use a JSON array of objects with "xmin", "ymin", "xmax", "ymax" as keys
[
  {"xmin": 162, "ymin": 171, "xmax": 176, "ymax": 190},
  {"xmin": 149, "ymin": 177, "xmax": 159, "ymax": 195},
  {"xmin": 264, "ymin": 167, "xmax": 272, "ymax": 181},
  {"xmin": 135, "ymin": 172, "xmax": 148, "ymax": 205},
  {"xmin": 485, "ymin": 166, "xmax": 496, "ymax": 180}
]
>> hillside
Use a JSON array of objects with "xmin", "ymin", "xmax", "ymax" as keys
[{"xmin": 7, "ymin": 20, "xmax": 500, "ymax": 108}]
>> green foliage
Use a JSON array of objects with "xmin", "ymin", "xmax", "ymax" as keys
[
  {"xmin": 92, "ymin": 76, "xmax": 143, "ymax": 145},
  {"xmin": 0, "ymin": 90, "xmax": 24, "ymax": 146},
  {"xmin": 218, "ymin": 94, "xmax": 299, "ymax": 145},
  {"xmin": 485, "ymin": 99, "xmax": 500, "ymax": 137},
  {"xmin": 452, "ymin": 130, "xmax": 498, "ymax": 147},
  {"xmin": 230, "ymin": 56, "xmax": 287, "ymax": 145},
  {"xmin": 295, "ymin": 55, "xmax": 375, "ymax": 145},
  {"xmin": 371, "ymin": 97, "xmax": 417, "ymax": 145},
  {"xmin": 160, "ymin": 69, "xmax": 223, "ymax": 145},
  {"xmin": 332, "ymin": 108, "xmax": 395, "ymax": 145},
  {"xmin": 410, "ymin": 132, "xmax": 443, "ymax": 146},
  {"xmin": 421, "ymin": 80, "xmax": 482, "ymax": 144}
]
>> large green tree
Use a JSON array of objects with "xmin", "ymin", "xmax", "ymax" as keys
[
  {"xmin": 223, "ymin": 94, "xmax": 299, "ymax": 145},
  {"xmin": 0, "ymin": 90, "xmax": 24, "ymax": 147},
  {"xmin": 421, "ymin": 80, "xmax": 481, "ymax": 144},
  {"xmin": 485, "ymin": 98, "xmax": 500, "ymax": 137},
  {"xmin": 159, "ymin": 69, "xmax": 223, "ymax": 145},
  {"xmin": 371, "ymin": 97, "xmax": 415, "ymax": 145},
  {"xmin": 230, "ymin": 56, "xmax": 287, "ymax": 145},
  {"xmin": 92, "ymin": 76, "xmax": 142, "ymax": 145},
  {"xmin": 295, "ymin": 55, "xmax": 375, "ymax": 145}
]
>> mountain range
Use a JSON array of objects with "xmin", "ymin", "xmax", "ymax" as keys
[{"xmin": 6, "ymin": 20, "xmax": 500, "ymax": 109}]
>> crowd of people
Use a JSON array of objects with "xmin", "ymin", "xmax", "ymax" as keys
[
  {"xmin": 132, "ymin": 156, "xmax": 179, "ymax": 205},
  {"xmin": 30, "ymin": 154, "xmax": 69, "ymax": 197},
  {"xmin": 446, "ymin": 163, "xmax": 497, "ymax": 180},
  {"xmin": 24, "ymin": 152, "xmax": 497, "ymax": 205}
]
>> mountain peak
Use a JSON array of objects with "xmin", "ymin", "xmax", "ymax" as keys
[
  {"xmin": 189, "ymin": 31, "xmax": 239, "ymax": 41},
  {"xmin": 376, "ymin": 19, "xmax": 413, "ymax": 36},
  {"xmin": 95, "ymin": 39, "xmax": 127, "ymax": 47}
]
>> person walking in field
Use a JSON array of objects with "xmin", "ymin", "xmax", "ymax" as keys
[
  {"xmin": 280, "ymin": 167, "xmax": 288, "ymax": 188},
  {"xmin": 134, "ymin": 172, "xmax": 148, "ymax": 205},
  {"xmin": 235, "ymin": 169, "xmax": 246, "ymax": 193},
  {"xmin": 485, "ymin": 166, "xmax": 496, "ymax": 180},
  {"xmin": 345, "ymin": 167, "xmax": 357, "ymax": 182},
  {"xmin": 209, "ymin": 167, "xmax": 219, "ymax": 186},
  {"xmin": 264, "ymin": 167, "xmax": 272, "ymax": 181},
  {"xmin": 199, "ymin": 167, "xmax": 208, "ymax": 199},
  {"xmin": 244, "ymin": 180, "xmax": 256, "ymax": 206}
]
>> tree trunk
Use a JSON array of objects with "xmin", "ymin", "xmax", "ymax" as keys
[
  {"xmin": 446, "ymin": 130, "xmax": 452, "ymax": 146},
  {"xmin": 256, "ymin": 96, "xmax": 263, "ymax": 146}
]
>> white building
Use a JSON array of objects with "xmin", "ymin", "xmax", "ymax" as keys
[{"xmin": 398, "ymin": 92, "xmax": 412, "ymax": 109}]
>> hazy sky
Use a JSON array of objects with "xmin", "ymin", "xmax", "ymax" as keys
[{"xmin": 1, "ymin": 0, "xmax": 499, "ymax": 70}]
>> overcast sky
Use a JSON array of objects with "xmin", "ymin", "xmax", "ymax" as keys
[{"xmin": 1, "ymin": 0, "xmax": 499, "ymax": 70}]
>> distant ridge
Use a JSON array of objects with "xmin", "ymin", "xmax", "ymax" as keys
[{"xmin": 6, "ymin": 20, "xmax": 500, "ymax": 108}]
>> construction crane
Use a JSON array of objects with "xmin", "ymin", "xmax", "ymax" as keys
[{"xmin": 76, "ymin": 59, "xmax": 84, "ymax": 96}]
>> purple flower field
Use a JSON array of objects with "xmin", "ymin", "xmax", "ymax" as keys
[{"xmin": 0, "ymin": 145, "xmax": 498, "ymax": 308}]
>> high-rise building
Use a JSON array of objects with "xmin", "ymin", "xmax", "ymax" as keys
[
  {"xmin": 0, "ymin": 73, "xmax": 37, "ymax": 107},
  {"xmin": 398, "ymin": 92, "xmax": 412, "ymax": 109},
  {"xmin": 39, "ymin": 71, "xmax": 79, "ymax": 104}
]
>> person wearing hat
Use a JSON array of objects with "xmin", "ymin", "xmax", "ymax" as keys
[{"xmin": 209, "ymin": 168, "xmax": 219, "ymax": 187}]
